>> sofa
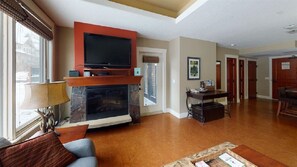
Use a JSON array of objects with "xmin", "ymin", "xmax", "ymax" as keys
[
  {"xmin": 0, "ymin": 132, "xmax": 98, "ymax": 167},
  {"xmin": 64, "ymin": 138, "xmax": 98, "ymax": 167}
]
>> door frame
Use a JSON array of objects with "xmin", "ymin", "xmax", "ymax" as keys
[
  {"xmin": 246, "ymin": 58, "xmax": 257, "ymax": 100},
  {"xmin": 238, "ymin": 58, "xmax": 246, "ymax": 99},
  {"xmin": 247, "ymin": 60, "xmax": 257, "ymax": 99},
  {"xmin": 137, "ymin": 47, "xmax": 167, "ymax": 115},
  {"xmin": 238, "ymin": 58, "xmax": 250, "ymax": 99},
  {"xmin": 225, "ymin": 54, "xmax": 240, "ymax": 103},
  {"xmin": 269, "ymin": 55, "xmax": 292, "ymax": 99}
]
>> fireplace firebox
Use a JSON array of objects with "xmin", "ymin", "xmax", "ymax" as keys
[{"xmin": 86, "ymin": 85, "xmax": 128, "ymax": 120}]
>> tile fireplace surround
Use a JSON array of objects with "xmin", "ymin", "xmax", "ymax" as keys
[
  {"xmin": 64, "ymin": 76, "xmax": 142, "ymax": 129},
  {"xmin": 70, "ymin": 84, "xmax": 140, "ymax": 128}
]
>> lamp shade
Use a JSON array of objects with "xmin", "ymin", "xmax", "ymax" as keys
[{"xmin": 21, "ymin": 81, "xmax": 70, "ymax": 109}]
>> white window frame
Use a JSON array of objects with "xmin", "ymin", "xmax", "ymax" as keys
[
  {"xmin": 2, "ymin": 14, "xmax": 15, "ymax": 140},
  {"xmin": 1, "ymin": 12, "xmax": 50, "ymax": 140}
]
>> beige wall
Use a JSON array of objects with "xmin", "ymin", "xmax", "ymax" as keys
[
  {"xmin": 257, "ymin": 57, "xmax": 270, "ymax": 97},
  {"xmin": 216, "ymin": 46, "xmax": 239, "ymax": 91},
  {"xmin": 168, "ymin": 38, "xmax": 181, "ymax": 113},
  {"xmin": 56, "ymin": 26, "xmax": 75, "ymax": 117},
  {"xmin": 56, "ymin": 27, "xmax": 75, "ymax": 80},
  {"xmin": 179, "ymin": 37, "xmax": 216, "ymax": 114}
]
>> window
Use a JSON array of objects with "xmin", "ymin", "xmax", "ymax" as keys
[
  {"xmin": 144, "ymin": 63, "xmax": 157, "ymax": 105},
  {"xmin": 0, "ymin": 12, "xmax": 50, "ymax": 139},
  {"xmin": 15, "ymin": 22, "xmax": 44, "ymax": 129}
]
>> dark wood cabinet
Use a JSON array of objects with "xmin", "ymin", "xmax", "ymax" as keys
[{"xmin": 192, "ymin": 102, "xmax": 224, "ymax": 123}]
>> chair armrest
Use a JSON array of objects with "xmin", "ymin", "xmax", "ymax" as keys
[{"xmin": 63, "ymin": 138, "xmax": 96, "ymax": 158}]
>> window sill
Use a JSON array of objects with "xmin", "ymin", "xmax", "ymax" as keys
[{"xmin": 12, "ymin": 123, "xmax": 39, "ymax": 143}]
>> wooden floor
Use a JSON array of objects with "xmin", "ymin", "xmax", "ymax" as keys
[{"xmin": 86, "ymin": 99, "xmax": 297, "ymax": 167}]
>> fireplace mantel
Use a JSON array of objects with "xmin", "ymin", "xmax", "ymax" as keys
[
  {"xmin": 64, "ymin": 75, "xmax": 142, "ymax": 87},
  {"xmin": 64, "ymin": 75, "xmax": 142, "ymax": 128}
]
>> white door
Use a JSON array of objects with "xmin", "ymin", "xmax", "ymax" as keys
[{"xmin": 137, "ymin": 47, "xmax": 166, "ymax": 115}]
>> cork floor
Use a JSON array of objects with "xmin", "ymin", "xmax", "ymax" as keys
[{"xmin": 86, "ymin": 99, "xmax": 297, "ymax": 167}]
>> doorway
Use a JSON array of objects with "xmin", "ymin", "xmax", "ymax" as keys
[
  {"xmin": 216, "ymin": 61, "xmax": 221, "ymax": 89},
  {"xmin": 226, "ymin": 57, "xmax": 237, "ymax": 102},
  {"xmin": 239, "ymin": 59, "xmax": 245, "ymax": 99},
  {"xmin": 248, "ymin": 61, "xmax": 257, "ymax": 99},
  {"xmin": 137, "ymin": 47, "xmax": 166, "ymax": 115},
  {"xmin": 272, "ymin": 57, "xmax": 297, "ymax": 99},
  {"xmin": 143, "ymin": 62, "xmax": 158, "ymax": 105}
]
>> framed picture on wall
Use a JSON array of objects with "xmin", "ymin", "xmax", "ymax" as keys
[{"xmin": 187, "ymin": 57, "xmax": 200, "ymax": 80}]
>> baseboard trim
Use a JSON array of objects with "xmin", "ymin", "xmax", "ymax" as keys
[
  {"xmin": 141, "ymin": 111, "xmax": 163, "ymax": 117},
  {"xmin": 166, "ymin": 108, "xmax": 188, "ymax": 119},
  {"xmin": 180, "ymin": 112, "xmax": 188, "ymax": 118},
  {"xmin": 257, "ymin": 95, "xmax": 272, "ymax": 100}
]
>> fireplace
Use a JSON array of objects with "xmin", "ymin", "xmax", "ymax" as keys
[
  {"xmin": 86, "ymin": 85, "xmax": 128, "ymax": 120},
  {"xmin": 69, "ymin": 83, "xmax": 140, "ymax": 128}
]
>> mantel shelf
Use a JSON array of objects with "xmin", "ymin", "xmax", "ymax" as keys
[{"xmin": 64, "ymin": 75, "xmax": 142, "ymax": 87}]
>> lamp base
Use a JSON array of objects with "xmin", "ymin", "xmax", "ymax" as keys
[{"xmin": 36, "ymin": 107, "xmax": 56, "ymax": 133}]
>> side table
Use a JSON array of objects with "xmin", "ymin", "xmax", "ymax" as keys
[{"xmin": 56, "ymin": 124, "xmax": 89, "ymax": 144}]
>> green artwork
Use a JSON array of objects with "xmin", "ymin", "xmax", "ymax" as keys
[
  {"xmin": 188, "ymin": 57, "xmax": 200, "ymax": 80},
  {"xmin": 190, "ymin": 60, "xmax": 198, "ymax": 76}
]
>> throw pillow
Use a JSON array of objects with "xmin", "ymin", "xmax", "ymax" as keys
[{"xmin": 0, "ymin": 132, "xmax": 77, "ymax": 167}]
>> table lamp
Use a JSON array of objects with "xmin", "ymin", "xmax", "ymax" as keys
[{"xmin": 21, "ymin": 81, "xmax": 70, "ymax": 133}]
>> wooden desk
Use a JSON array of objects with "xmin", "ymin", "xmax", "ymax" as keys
[
  {"xmin": 56, "ymin": 124, "xmax": 89, "ymax": 144},
  {"xmin": 187, "ymin": 90, "xmax": 229, "ymax": 102},
  {"xmin": 232, "ymin": 145, "xmax": 287, "ymax": 167},
  {"xmin": 186, "ymin": 91, "xmax": 228, "ymax": 123}
]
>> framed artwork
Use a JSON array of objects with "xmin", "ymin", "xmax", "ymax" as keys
[{"xmin": 187, "ymin": 57, "xmax": 200, "ymax": 80}]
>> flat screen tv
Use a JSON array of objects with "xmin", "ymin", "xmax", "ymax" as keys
[{"xmin": 84, "ymin": 33, "xmax": 131, "ymax": 68}]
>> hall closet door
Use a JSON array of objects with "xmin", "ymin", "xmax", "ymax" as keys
[
  {"xmin": 248, "ymin": 61, "xmax": 257, "ymax": 99},
  {"xmin": 239, "ymin": 60, "xmax": 245, "ymax": 99},
  {"xmin": 216, "ymin": 61, "xmax": 221, "ymax": 89},
  {"xmin": 227, "ymin": 58, "xmax": 237, "ymax": 103},
  {"xmin": 272, "ymin": 57, "xmax": 297, "ymax": 99}
]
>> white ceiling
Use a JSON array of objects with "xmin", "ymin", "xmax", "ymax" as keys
[{"xmin": 34, "ymin": 0, "xmax": 297, "ymax": 56}]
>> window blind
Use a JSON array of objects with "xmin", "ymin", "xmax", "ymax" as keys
[
  {"xmin": 0, "ymin": 0, "xmax": 53, "ymax": 40},
  {"xmin": 143, "ymin": 55, "xmax": 159, "ymax": 63}
]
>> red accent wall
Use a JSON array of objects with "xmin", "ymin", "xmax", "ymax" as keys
[{"xmin": 74, "ymin": 22, "xmax": 137, "ymax": 75}]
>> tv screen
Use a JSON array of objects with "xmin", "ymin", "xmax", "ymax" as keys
[{"xmin": 84, "ymin": 33, "xmax": 131, "ymax": 68}]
